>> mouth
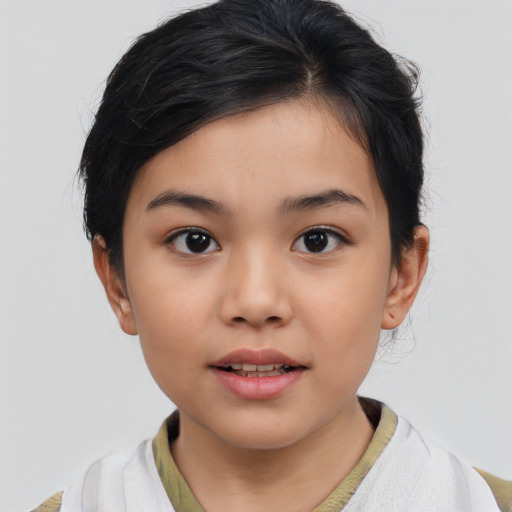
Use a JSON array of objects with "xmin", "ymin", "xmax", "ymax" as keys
[
  {"xmin": 210, "ymin": 349, "xmax": 306, "ymax": 399},
  {"xmin": 215, "ymin": 362, "xmax": 300, "ymax": 378},
  {"xmin": 211, "ymin": 348, "xmax": 306, "ymax": 378}
]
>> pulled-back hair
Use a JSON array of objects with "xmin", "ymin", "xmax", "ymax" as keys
[{"xmin": 80, "ymin": 0, "xmax": 423, "ymax": 269}]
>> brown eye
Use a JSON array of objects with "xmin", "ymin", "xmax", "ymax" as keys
[
  {"xmin": 292, "ymin": 228, "xmax": 345, "ymax": 254},
  {"xmin": 186, "ymin": 232, "xmax": 211, "ymax": 252},
  {"xmin": 303, "ymin": 231, "xmax": 328, "ymax": 252},
  {"xmin": 168, "ymin": 229, "xmax": 220, "ymax": 254}
]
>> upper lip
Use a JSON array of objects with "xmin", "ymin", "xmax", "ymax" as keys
[{"xmin": 211, "ymin": 348, "xmax": 304, "ymax": 368}]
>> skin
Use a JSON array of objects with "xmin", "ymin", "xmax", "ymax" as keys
[{"xmin": 94, "ymin": 99, "xmax": 429, "ymax": 512}]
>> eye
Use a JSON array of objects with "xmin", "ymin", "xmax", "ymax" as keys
[
  {"xmin": 166, "ymin": 229, "xmax": 220, "ymax": 254},
  {"xmin": 292, "ymin": 227, "xmax": 346, "ymax": 253}
]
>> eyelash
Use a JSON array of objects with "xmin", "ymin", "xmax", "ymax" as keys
[
  {"xmin": 165, "ymin": 226, "xmax": 348, "ymax": 255},
  {"xmin": 165, "ymin": 228, "xmax": 220, "ymax": 255},
  {"xmin": 292, "ymin": 226, "xmax": 348, "ymax": 254}
]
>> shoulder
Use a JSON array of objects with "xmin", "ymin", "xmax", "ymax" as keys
[
  {"xmin": 31, "ymin": 491, "xmax": 63, "ymax": 512},
  {"xmin": 32, "ymin": 438, "xmax": 173, "ymax": 512},
  {"xmin": 412, "ymin": 425, "xmax": 512, "ymax": 511},
  {"xmin": 383, "ymin": 408, "xmax": 510, "ymax": 511},
  {"xmin": 473, "ymin": 467, "xmax": 512, "ymax": 512},
  {"xmin": 406, "ymin": 420, "xmax": 511, "ymax": 511},
  {"xmin": 29, "ymin": 440, "xmax": 152, "ymax": 512}
]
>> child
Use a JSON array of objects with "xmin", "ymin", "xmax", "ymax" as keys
[{"xmin": 31, "ymin": 0, "xmax": 511, "ymax": 510}]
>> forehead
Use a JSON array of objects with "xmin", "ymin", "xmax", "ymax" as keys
[{"xmin": 126, "ymin": 99, "xmax": 386, "ymax": 220}]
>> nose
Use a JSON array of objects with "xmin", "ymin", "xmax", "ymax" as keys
[{"xmin": 219, "ymin": 249, "xmax": 293, "ymax": 328}]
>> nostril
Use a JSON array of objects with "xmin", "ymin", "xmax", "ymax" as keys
[{"xmin": 230, "ymin": 315, "xmax": 282, "ymax": 325}]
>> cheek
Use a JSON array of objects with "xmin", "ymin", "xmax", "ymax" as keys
[
  {"xmin": 301, "ymin": 264, "xmax": 389, "ymax": 336},
  {"xmin": 306, "ymin": 301, "xmax": 380, "ymax": 402},
  {"xmin": 127, "ymin": 268, "xmax": 218, "ymax": 381},
  {"xmin": 130, "ymin": 258, "xmax": 216, "ymax": 330},
  {"xmin": 296, "ymin": 258, "xmax": 390, "ymax": 377}
]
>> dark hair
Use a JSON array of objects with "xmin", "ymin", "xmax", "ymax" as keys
[{"xmin": 80, "ymin": 0, "xmax": 423, "ymax": 270}]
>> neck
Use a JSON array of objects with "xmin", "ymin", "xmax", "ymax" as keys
[{"xmin": 171, "ymin": 397, "xmax": 375, "ymax": 512}]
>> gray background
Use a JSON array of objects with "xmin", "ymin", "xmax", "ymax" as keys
[{"xmin": 1, "ymin": 0, "xmax": 511, "ymax": 510}]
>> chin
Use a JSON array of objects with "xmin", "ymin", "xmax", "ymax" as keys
[
  {"xmin": 219, "ymin": 426, "xmax": 305, "ymax": 451},
  {"xmin": 204, "ymin": 411, "xmax": 318, "ymax": 452}
]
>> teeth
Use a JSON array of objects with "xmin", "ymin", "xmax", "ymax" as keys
[
  {"xmin": 233, "ymin": 363, "xmax": 287, "ymax": 371},
  {"xmin": 220, "ymin": 362, "xmax": 298, "ymax": 377},
  {"xmin": 244, "ymin": 371, "xmax": 282, "ymax": 377},
  {"xmin": 256, "ymin": 363, "xmax": 275, "ymax": 371}
]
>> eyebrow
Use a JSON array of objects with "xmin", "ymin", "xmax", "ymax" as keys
[
  {"xmin": 146, "ymin": 188, "xmax": 366, "ymax": 216},
  {"xmin": 146, "ymin": 190, "xmax": 233, "ymax": 216},
  {"xmin": 279, "ymin": 189, "xmax": 367, "ymax": 215}
]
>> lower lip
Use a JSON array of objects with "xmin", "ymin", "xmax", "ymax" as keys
[{"xmin": 210, "ymin": 367, "xmax": 305, "ymax": 400}]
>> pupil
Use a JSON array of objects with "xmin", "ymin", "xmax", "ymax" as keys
[
  {"xmin": 186, "ymin": 232, "xmax": 210, "ymax": 253},
  {"xmin": 305, "ymin": 231, "xmax": 327, "ymax": 252}
]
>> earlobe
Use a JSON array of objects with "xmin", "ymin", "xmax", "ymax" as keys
[
  {"xmin": 381, "ymin": 225, "xmax": 430, "ymax": 330},
  {"xmin": 92, "ymin": 237, "xmax": 138, "ymax": 336}
]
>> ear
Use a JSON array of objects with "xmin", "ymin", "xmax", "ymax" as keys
[
  {"xmin": 381, "ymin": 225, "xmax": 430, "ymax": 330},
  {"xmin": 92, "ymin": 237, "xmax": 138, "ymax": 335}
]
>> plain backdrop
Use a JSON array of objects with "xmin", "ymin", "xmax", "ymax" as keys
[{"xmin": 1, "ymin": 0, "xmax": 511, "ymax": 510}]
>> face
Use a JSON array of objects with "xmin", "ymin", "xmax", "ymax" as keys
[{"xmin": 98, "ymin": 99, "xmax": 423, "ymax": 450}]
